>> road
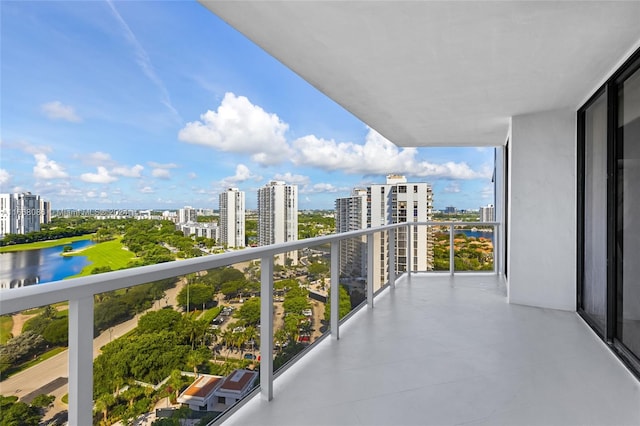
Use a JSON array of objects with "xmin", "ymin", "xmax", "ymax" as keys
[{"xmin": 0, "ymin": 278, "xmax": 186, "ymax": 411}]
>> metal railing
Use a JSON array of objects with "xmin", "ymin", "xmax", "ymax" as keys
[{"xmin": 0, "ymin": 221, "xmax": 498, "ymax": 425}]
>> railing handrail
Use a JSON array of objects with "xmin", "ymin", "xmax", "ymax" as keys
[{"xmin": 0, "ymin": 220, "xmax": 499, "ymax": 314}]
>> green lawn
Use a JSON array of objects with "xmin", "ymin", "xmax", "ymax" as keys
[
  {"xmin": 0, "ymin": 235, "xmax": 93, "ymax": 253},
  {"xmin": 65, "ymin": 237, "xmax": 136, "ymax": 278},
  {"xmin": 0, "ymin": 316, "xmax": 13, "ymax": 344}
]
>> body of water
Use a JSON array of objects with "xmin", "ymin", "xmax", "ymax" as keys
[
  {"xmin": 458, "ymin": 229, "xmax": 494, "ymax": 242},
  {"xmin": 0, "ymin": 239, "xmax": 95, "ymax": 289}
]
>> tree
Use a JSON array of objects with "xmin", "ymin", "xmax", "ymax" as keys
[
  {"xmin": 283, "ymin": 296, "xmax": 310, "ymax": 315},
  {"xmin": 94, "ymin": 393, "xmax": 116, "ymax": 424},
  {"xmin": 176, "ymin": 283, "xmax": 214, "ymax": 311},
  {"xmin": 138, "ymin": 309, "xmax": 182, "ymax": 334},
  {"xmin": 324, "ymin": 285, "xmax": 352, "ymax": 322},
  {"xmin": 234, "ymin": 297, "xmax": 261, "ymax": 325},
  {"xmin": 29, "ymin": 393, "xmax": 55, "ymax": 410},
  {"xmin": 0, "ymin": 395, "xmax": 42, "ymax": 426},
  {"xmin": 42, "ymin": 317, "xmax": 68, "ymax": 345}
]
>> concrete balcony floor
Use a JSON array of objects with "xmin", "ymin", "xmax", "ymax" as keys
[{"xmin": 223, "ymin": 274, "xmax": 640, "ymax": 426}]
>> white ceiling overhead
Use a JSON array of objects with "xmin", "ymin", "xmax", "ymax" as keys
[{"xmin": 200, "ymin": 1, "xmax": 640, "ymax": 147}]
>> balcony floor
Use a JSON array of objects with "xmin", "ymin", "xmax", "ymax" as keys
[{"xmin": 223, "ymin": 274, "xmax": 640, "ymax": 426}]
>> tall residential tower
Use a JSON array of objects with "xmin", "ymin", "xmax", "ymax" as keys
[
  {"xmin": 219, "ymin": 188, "xmax": 245, "ymax": 248},
  {"xmin": 257, "ymin": 181, "xmax": 298, "ymax": 265}
]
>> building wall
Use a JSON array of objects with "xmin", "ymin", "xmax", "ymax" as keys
[
  {"xmin": 258, "ymin": 181, "xmax": 298, "ymax": 264},
  {"xmin": 0, "ymin": 193, "xmax": 42, "ymax": 237},
  {"xmin": 335, "ymin": 190, "xmax": 367, "ymax": 278},
  {"xmin": 220, "ymin": 189, "xmax": 245, "ymax": 248},
  {"xmin": 508, "ymin": 108, "xmax": 576, "ymax": 311}
]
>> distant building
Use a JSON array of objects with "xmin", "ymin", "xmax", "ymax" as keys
[
  {"xmin": 180, "ymin": 222, "xmax": 219, "ymax": 241},
  {"xmin": 257, "ymin": 181, "xmax": 298, "ymax": 265},
  {"xmin": 367, "ymin": 175, "xmax": 434, "ymax": 288},
  {"xmin": 444, "ymin": 206, "xmax": 457, "ymax": 214},
  {"xmin": 178, "ymin": 206, "xmax": 197, "ymax": 224},
  {"xmin": 0, "ymin": 192, "xmax": 47, "ymax": 238},
  {"xmin": 213, "ymin": 369, "xmax": 258, "ymax": 408},
  {"xmin": 335, "ymin": 189, "xmax": 368, "ymax": 278},
  {"xmin": 220, "ymin": 188, "xmax": 245, "ymax": 248},
  {"xmin": 177, "ymin": 374, "xmax": 224, "ymax": 412},
  {"xmin": 480, "ymin": 204, "xmax": 495, "ymax": 222}
]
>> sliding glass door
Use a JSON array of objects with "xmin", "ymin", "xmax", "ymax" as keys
[
  {"xmin": 616, "ymin": 64, "xmax": 640, "ymax": 361},
  {"xmin": 578, "ymin": 50, "xmax": 640, "ymax": 375}
]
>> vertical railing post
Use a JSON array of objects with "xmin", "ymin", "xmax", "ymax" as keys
[
  {"xmin": 367, "ymin": 233, "xmax": 374, "ymax": 308},
  {"xmin": 449, "ymin": 224, "xmax": 455, "ymax": 275},
  {"xmin": 406, "ymin": 223, "xmax": 412, "ymax": 276},
  {"xmin": 388, "ymin": 227, "xmax": 396, "ymax": 288},
  {"xmin": 330, "ymin": 241, "xmax": 340, "ymax": 339},
  {"xmin": 260, "ymin": 255, "xmax": 274, "ymax": 401},
  {"xmin": 493, "ymin": 224, "xmax": 499, "ymax": 274},
  {"xmin": 68, "ymin": 296, "xmax": 94, "ymax": 426}
]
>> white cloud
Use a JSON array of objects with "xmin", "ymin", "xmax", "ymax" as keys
[
  {"xmin": 81, "ymin": 166, "xmax": 117, "ymax": 183},
  {"xmin": 82, "ymin": 151, "xmax": 113, "ymax": 166},
  {"xmin": 481, "ymin": 184, "xmax": 494, "ymax": 199},
  {"xmin": 178, "ymin": 92, "xmax": 291, "ymax": 165},
  {"xmin": 217, "ymin": 164, "xmax": 262, "ymax": 190},
  {"xmin": 87, "ymin": 191, "xmax": 97, "ymax": 198},
  {"xmin": 41, "ymin": 101, "xmax": 81, "ymax": 122},
  {"xmin": 443, "ymin": 182, "xmax": 461, "ymax": 193},
  {"xmin": 33, "ymin": 153, "xmax": 68, "ymax": 179},
  {"xmin": 272, "ymin": 172, "xmax": 309, "ymax": 186},
  {"xmin": 188, "ymin": 172, "xmax": 197, "ymax": 180},
  {"xmin": 148, "ymin": 161, "xmax": 178, "ymax": 169},
  {"xmin": 100, "ymin": 192, "xmax": 108, "ymax": 198},
  {"xmin": 292, "ymin": 128, "xmax": 489, "ymax": 180},
  {"xmin": 112, "ymin": 164, "xmax": 144, "ymax": 178},
  {"xmin": 300, "ymin": 182, "xmax": 343, "ymax": 194},
  {"xmin": 152, "ymin": 168, "xmax": 171, "ymax": 179},
  {"xmin": 0, "ymin": 169, "xmax": 10, "ymax": 185},
  {"xmin": 140, "ymin": 186, "xmax": 154, "ymax": 193}
]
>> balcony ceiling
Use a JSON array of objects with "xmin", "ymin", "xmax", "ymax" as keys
[{"xmin": 201, "ymin": 1, "xmax": 640, "ymax": 147}]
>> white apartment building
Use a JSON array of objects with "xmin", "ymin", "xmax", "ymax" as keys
[
  {"xmin": 480, "ymin": 204, "xmax": 495, "ymax": 222},
  {"xmin": 367, "ymin": 175, "xmax": 434, "ymax": 288},
  {"xmin": 178, "ymin": 206, "xmax": 197, "ymax": 224},
  {"xmin": 0, "ymin": 193, "xmax": 45, "ymax": 238},
  {"xmin": 257, "ymin": 181, "xmax": 298, "ymax": 265},
  {"xmin": 335, "ymin": 188, "xmax": 368, "ymax": 278},
  {"xmin": 180, "ymin": 222, "xmax": 219, "ymax": 241},
  {"xmin": 219, "ymin": 188, "xmax": 245, "ymax": 248}
]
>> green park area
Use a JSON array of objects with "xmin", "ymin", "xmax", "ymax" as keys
[
  {"xmin": 0, "ymin": 235, "xmax": 92, "ymax": 253},
  {"xmin": 65, "ymin": 237, "xmax": 136, "ymax": 278}
]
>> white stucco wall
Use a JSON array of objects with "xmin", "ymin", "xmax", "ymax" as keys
[{"xmin": 508, "ymin": 108, "xmax": 576, "ymax": 311}]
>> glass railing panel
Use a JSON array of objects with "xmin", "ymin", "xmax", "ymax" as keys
[
  {"xmin": 432, "ymin": 224, "xmax": 451, "ymax": 271},
  {"xmin": 0, "ymin": 301, "xmax": 70, "ymax": 425},
  {"xmin": 92, "ymin": 262, "xmax": 262, "ymax": 425},
  {"xmin": 452, "ymin": 225, "xmax": 495, "ymax": 272},
  {"xmin": 273, "ymin": 243, "xmax": 331, "ymax": 373}
]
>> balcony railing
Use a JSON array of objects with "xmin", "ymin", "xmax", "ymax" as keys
[{"xmin": 0, "ymin": 221, "xmax": 498, "ymax": 425}]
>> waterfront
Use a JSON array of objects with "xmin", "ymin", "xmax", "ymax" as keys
[{"xmin": 0, "ymin": 239, "xmax": 95, "ymax": 289}]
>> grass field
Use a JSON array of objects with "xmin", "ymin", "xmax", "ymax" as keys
[
  {"xmin": 65, "ymin": 237, "xmax": 136, "ymax": 278},
  {"xmin": 0, "ymin": 316, "xmax": 13, "ymax": 344},
  {"xmin": 0, "ymin": 235, "xmax": 93, "ymax": 253}
]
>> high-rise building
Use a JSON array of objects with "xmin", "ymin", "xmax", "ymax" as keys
[
  {"xmin": 367, "ymin": 175, "xmax": 434, "ymax": 288},
  {"xmin": 335, "ymin": 189, "xmax": 368, "ymax": 278},
  {"xmin": 0, "ymin": 192, "xmax": 44, "ymax": 238},
  {"xmin": 480, "ymin": 204, "xmax": 495, "ymax": 222},
  {"xmin": 257, "ymin": 181, "xmax": 298, "ymax": 265},
  {"xmin": 178, "ymin": 206, "xmax": 197, "ymax": 224},
  {"xmin": 219, "ymin": 188, "xmax": 245, "ymax": 248}
]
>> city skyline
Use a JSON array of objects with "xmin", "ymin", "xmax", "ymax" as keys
[{"xmin": 0, "ymin": 1, "xmax": 494, "ymax": 211}]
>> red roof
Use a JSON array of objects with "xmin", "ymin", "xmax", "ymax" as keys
[
  {"xmin": 218, "ymin": 369, "xmax": 258, "ymax": 393},
  {"xmin": 183, "ymin": 375, "xmax": 223, "ymax": 398}
]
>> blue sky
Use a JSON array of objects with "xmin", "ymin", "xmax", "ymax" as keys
[{"xmin": 0, "ymin": 1, "xmax": 494, "ymax": 211}]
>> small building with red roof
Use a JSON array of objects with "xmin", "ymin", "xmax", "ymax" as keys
[
  {"xmin": 177, "ymin": 374, "xmax": 224, "ymax": 412},
  {"xmin": 213, "ymin": 369, "xmax": 259, "ymax": 407}
]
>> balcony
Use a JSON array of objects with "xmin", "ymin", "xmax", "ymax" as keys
[
  {"xmin": 1, "ymin": 222, "xmax": 639, "ymax": 425},
  {"xmin": 221, "ymin": 273, "xmax": 640, "ymax": 426}
]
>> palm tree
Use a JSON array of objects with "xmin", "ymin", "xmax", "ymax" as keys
[
  {"xmin": 94, "ymin": 393, "xmax": 115, "ymax": 424},
  {"xmin": 244, "ymin": 326, "xmax": 258, "ymax": 358}
]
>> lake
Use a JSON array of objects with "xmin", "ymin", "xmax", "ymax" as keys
[{"xmin": 0, "ymin": 239, "xmax": 95, "ymax": 289}]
